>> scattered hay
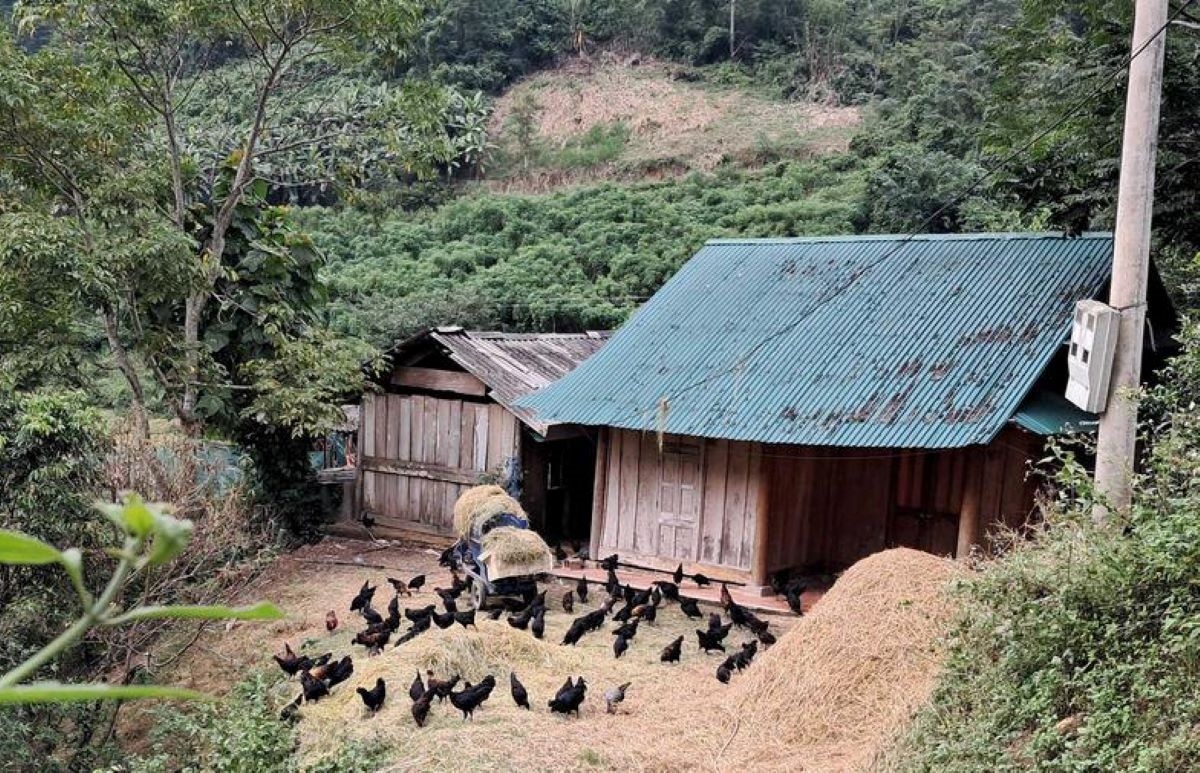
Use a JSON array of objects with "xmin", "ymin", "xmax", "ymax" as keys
[
  {"xmin": 711, "ymin": 547, "xmax": 963, "ymax": 771},
  {"xmin": 452, "ymin": 485, "xmax": 507, "ymax": 534}
]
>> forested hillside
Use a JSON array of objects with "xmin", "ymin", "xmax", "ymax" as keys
[
  {"xmin": 6, "ymin": 1, "xmax": 1200, "ymax": 769},
  {"xmin": 301, "ymin": 0, "xmax": 1200, "ymax": 344}
]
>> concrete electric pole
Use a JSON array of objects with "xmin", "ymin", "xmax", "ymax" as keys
[{"xmin": 1093, "ymin": 0, "xmax": 1169, "ymax": 519}]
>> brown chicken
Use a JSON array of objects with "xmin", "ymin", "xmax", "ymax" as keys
[
  {"xmin": 411, "ymin": 689, "xmax": 434, "ymax": 727},
  {"xmin": 562, "ymin": 591, "xmax": 575, "ymax": 614},
  {"xmin": 325, "ymin": 610, "xmax": 338, "ymax": 632}
]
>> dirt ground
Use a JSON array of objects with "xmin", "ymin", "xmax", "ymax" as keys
[
  {"xmin": 488, "ymin": 55, "xmax": 860, "ymax": 191},
  {"xmin": 126, "ymin": 539, "xmax": 801, "ymax": 772}
]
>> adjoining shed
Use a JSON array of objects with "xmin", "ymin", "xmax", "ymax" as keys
[
  {"xmin": 356, "ymin": 328, "xmax": 609, "ymax": 542},
  {"xmin": 518, "ymin": 233, "xmax": 1175, "ymax": 588}
]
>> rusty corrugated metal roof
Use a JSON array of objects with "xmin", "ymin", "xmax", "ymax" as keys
[
  {"xmin": 517, "ymin": 233, "xmax": 1115, "ymax": 448},
  {"xmin": 391, "ymin": 328, "xmax": 610, "ymax": 434}
]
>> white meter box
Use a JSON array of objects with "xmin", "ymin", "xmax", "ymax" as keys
[{"xmin": 1065, "ymin": 299, "xmax": 1119, "ymax": 413}]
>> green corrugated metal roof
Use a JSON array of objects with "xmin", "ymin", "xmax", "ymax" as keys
[
  {"xmin": 517, "ymin": 233, "xmax": 1114, "ymax": 448},
  {"xmin": 1011, "ymin": 390, "xmax": 1098, "ymax": 435}
]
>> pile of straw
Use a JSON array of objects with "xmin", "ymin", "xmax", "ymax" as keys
[
  {"xmin": 452, "ymin": 486, "xmax": 525, "ymax": 536},
  {"xmin": 480, "ymin": 526, "xmax": 552, "ymax": 565},
  {"xmin": 712, "ymin": 547, "xmax": 963, "ymax": 771}
]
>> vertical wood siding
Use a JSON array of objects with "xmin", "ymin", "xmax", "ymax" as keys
[{"xmin": 361, "ymin": 394, "xmax": 520, "ymax": 535}]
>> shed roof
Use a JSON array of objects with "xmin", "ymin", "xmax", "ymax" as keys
[
  {"xmin": 517, "ymin": 233, "xmax": 1115, "ymax": 448},
  {"xmin": 390, "ymin": 328, "xmax": 610, "ymax": 435}
]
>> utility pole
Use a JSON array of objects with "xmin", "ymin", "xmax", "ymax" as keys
[{"xmin": 1094, "ymin": 0, "xmax": 1168, "ymax": 519}]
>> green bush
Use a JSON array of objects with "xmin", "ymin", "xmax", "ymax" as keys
[
  {"xmin": 126, "ymin": 673, "xmax": 390, "ymax": 773},
  {"xmin": 896, "ymin": 327, "xmax": 1200, "ymax": 771},
  {"xmin": 303, "ymin": 157, "xmax": 868, "ymax": 344}
]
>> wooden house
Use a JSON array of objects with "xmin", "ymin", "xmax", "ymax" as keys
[
  {"xmin": 355, "ymin": 328, "xmax": 609, "ymax": 542},
  {"xmin": 518, "ymin": 234, "xmax": 1174, "ymax": 589}
]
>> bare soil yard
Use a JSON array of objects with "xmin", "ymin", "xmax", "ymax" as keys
[{"xmin": 124, "ymin": 541, "xmax": 959, "ymax": 772}]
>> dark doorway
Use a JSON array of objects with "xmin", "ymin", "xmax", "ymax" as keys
[{"xmin": 522, "ymin": 433, "xmax": 595, "ymax": 546}]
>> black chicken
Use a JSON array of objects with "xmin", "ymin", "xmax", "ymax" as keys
[
  {"xmin": 612, "ymin": 619, "xmax": 639, "ymax": 640},
  {"xmin": 386, "ymin": 595, "xmax": 402, "ymax": 630},
  {"xmin": 449, "ymin": 675, "xmax": 495, "ymax": 720},
  {"xmin": 405, "ymin": 604, "xmax": 436, "ymax": 622},
  {"xmin": 599, "ymin": 553, "xmax": 620, "ymax": 571},
  {"xmin": 661, "ymin": 635, "xmax": 684, "ymax": 663},
  {"xmin": 673, "ymin": 562, "xmax": 684, "ymax": 585},
  {"xmin": 613, "ymin": 633, "xmax": 630, "ymax": 659},
  {"xmin": 692, "ymin": 573, "xmax": 711, "ymax": 587},
  {"xmin": 562, "ymin": 591, "xmax": 575, "ymax": 614},
  {"xmin": 300, "ymin": 671, "xmax": 329, "ymax": 702},
  {"xmin": 650, "ymin": 586, "xmax": 662, "ymax": 607},
  {"xmin": 785, "ymin": 582, "xmax": 806, "ymax": 616},
  {"xmin": 733, "ymin": 640, "xmax": 758, "ymax": 671},
  {"xmin": 576, "ymin": 576, "xmax": 589, "ymax": 604},
  {"xmin": 409, "ymin": 671, "xmax": 425, "ymax": 702},
  {"xmin": 562, "ymin": 618, "xmax": 588, "ymax": 646},
  {"xmin": 454, "ymin": 608, "xmax": 477, "ymax": 629},
  {"xmin": 357, "ymin": 678, "xmax": 386, "ymax": 713},
  {"xmin": 531, "ymin": 609, "xmax": 545, "ymax": 640},
  {"xmin": 634, "ymin": 603, "xmax": 657, "ymax": 624},
  {"xmin": 680, "ymin": 597, "xmax": 702, "ymax": 619},
  {"xmin": 756, "ymin": 627, "xmax": 777, "ymax": 647},
  {"xmin": 432, "ymin": 610, "xmax": 455, "ymax": 629},
  {"xmin": 612, "ymin": 602, "xmax": 635, "ymax": 623},
  {"xmin": 325, "ymin": 656, "xmax": 355, "ymax": 688},
  {"xmin": 360, "ymin": 604, "xmax": 384, "ymax": 627},
  {"xmin": 656, "ymin": 581, "xmax": 680, "ymax": 602},
  {"xmin": 350, "ymin": 580, "xmax": 376, "ymax": 612},
  {"xmin": 696, "ymin": 628, "xmax": 726, "ymax": 654},
  {"xmin": 548, "ymin": 676, "xmax": 587, "ymax": 717},
  {"xmin": 507, "ymin": 608, "xmax": 533, "ymax": 630},
  {"xmin": 716, "ymin": 657, "xmax": 734, "ymax": 684},
  {"xmin": 510, "ymin": 671, "xmax": 530, "ymax": 710},
  {"xmin": 408, "ymin": 574, "xmax": 426, "ymax": 592}
]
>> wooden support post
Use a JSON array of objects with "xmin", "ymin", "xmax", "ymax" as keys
[
  {"xmin": 589, "ymin": 429, "xmax": 609, "ymax": 561},
  {"xmin": 956, "ymin": 450, "xmax": 984, "ymax": 558},
  {"xmin": 748, "ymin": 450, "xmax": 771, "ymax": 596}
]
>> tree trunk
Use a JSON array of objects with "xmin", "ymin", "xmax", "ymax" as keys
[{"xmin": 102, "ymin": 308, "xmax": 150, "ymax": 441}]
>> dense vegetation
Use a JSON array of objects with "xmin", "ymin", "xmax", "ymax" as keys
[
  {"xmin": 898, "ymin": 328, "xmax": 1200, "ymax": 770},
  {"xmin": 304, "ymin": 158, "xmax": 869, "ymax": 343},
  {"xmin": 5, "ymin": 0, "xmax": 1200, "ymax": 767}
]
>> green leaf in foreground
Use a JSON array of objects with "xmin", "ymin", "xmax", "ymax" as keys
[
  {"xmin": 0, "ymin": 529, "xmax": 62, "ymax": 565},
  {"xmin": 0, "ymin": 682, "xmax": 209, "ymax": 704},
  {"xmin": 107, "ymin": 601, "xmax": 285, "ymax": 625}
]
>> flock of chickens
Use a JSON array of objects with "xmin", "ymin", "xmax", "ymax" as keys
[{"xmin": 272, "ymin": 551, "xmax": 807, "ymax": 727}]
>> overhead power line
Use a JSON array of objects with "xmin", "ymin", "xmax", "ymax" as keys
[{"xmin": 644, "ymin": 0, "xmax": 1196, "ymax": 423}]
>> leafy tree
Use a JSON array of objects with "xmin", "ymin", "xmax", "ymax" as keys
[
  {"xmin": 10, "ymin": 0, "xmax": 420, "ymax": 438},
  {"xmin": 984, "ymin": 0, "xmax": 1200, "ymax": 304}
]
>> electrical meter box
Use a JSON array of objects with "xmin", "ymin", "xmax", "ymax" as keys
[{"xmin": 1065, "ymin": 299, "xmax": 1120, "ymax": 413}]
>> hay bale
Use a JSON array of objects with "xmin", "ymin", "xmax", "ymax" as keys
[
  {"xmin": 714, "ymin": 548, "xmax": 963, "ymax": 771},
  {"xmin": 480, "ymin": 527, "xmax": 551, "ymax": 565},
  {"xmin": 452, "ymin": 485, "xmax": 507, "ymax": 535},
  {"xmin": 451, "ymin": 487, "xmax": 506, "ymax": 535},
  {"xmin": 455, "ymin": 492, "xmax": 526, "ymax": 537}
]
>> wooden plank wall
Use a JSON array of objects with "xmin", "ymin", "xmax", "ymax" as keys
[
  {"xmin": 592, "ymin": 426, "xmax": 1045, "ymax": 577},
  {"xmin": 763, "ymin": 428, "xmax": 1044, "ymax": 573},
  {"xmin": 597, "ymin": 430, "xmax": 760, "ymax": 572},
  {"xmin": 360, "ymin": 394, "xmax": 520, "ymax": 534}
]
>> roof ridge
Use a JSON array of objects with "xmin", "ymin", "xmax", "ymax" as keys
[{"xmin": 705, "ymin": 232, "xmax": 1113, "ymax": 246}]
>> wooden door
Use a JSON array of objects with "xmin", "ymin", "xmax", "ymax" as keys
[{"xmin": 656, "ymin": 439, "xmax": 703, "ymax": 560}]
